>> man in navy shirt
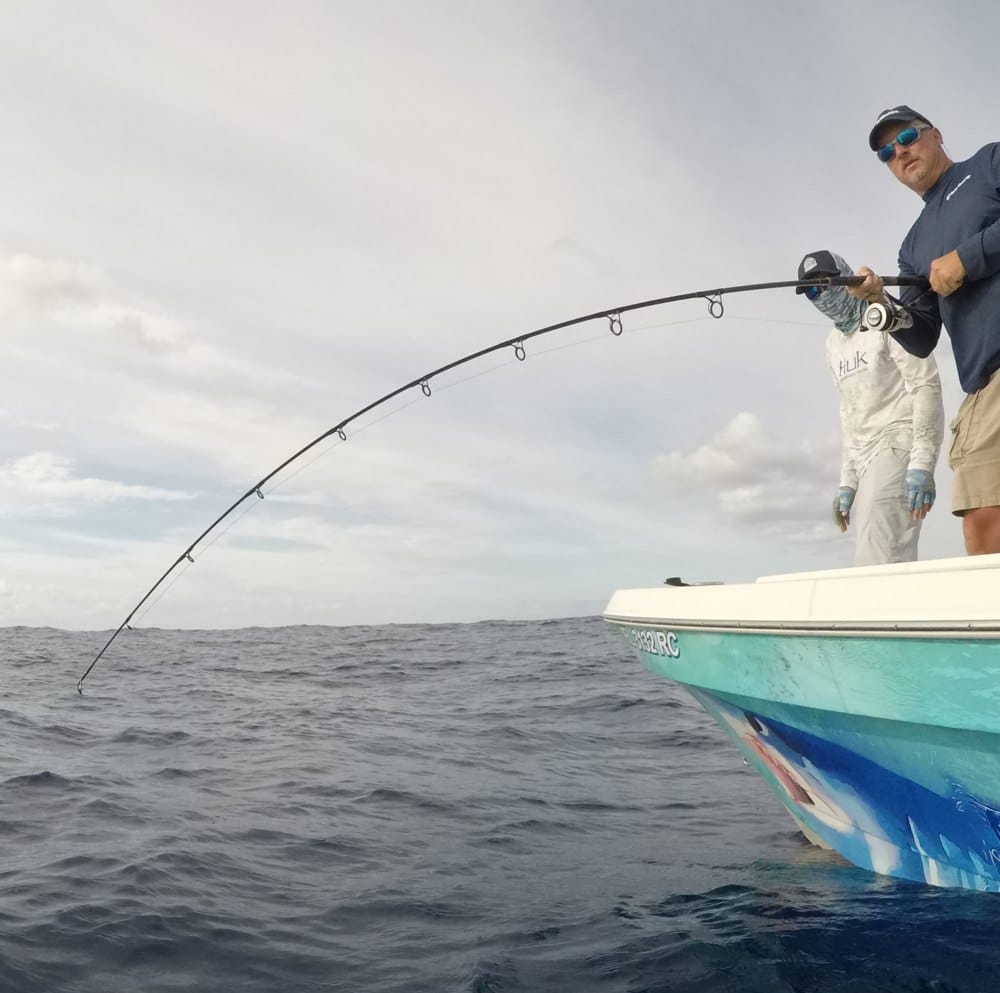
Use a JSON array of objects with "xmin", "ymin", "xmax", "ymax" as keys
[{"xmin": 850, "ymin": 106, "xmax": 1000, "ymax": 554}]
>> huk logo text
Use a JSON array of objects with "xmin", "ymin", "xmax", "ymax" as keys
[{"xmin": 838, "ymin": 350, "xmax": 868, "ymax": 378}]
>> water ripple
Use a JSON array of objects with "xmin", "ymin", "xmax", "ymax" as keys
[{"xmin": 0, "ymin": 619, "xmax": 993, "ymax": 992}]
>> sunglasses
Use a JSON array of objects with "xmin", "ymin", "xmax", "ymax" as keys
[
  {"xmin": 804, "ymin": 284, "xmax": 824, "ymax": 301},
  {"xmin": 876, "ymin": 123, "xmax": 931, "ymax": 163}
]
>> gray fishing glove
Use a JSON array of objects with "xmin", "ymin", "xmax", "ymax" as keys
[
  {"xmin": 905, "ymin": 469, "xmax": 935, "ymax": 516},
  {"xmin": 833, "ymin": 486, "xmax": 856, "ymax": 532}
]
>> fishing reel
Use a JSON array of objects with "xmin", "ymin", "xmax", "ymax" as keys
[{"xmin": 862, "ymin": 296, "xmax": 913, "ymax": 333}]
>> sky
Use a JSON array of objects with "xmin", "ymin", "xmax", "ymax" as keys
[{"xmin": 1, "ymin": 0, "xmax": 996, "ymax": 631}]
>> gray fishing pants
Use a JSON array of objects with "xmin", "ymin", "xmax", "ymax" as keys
[{"xmin": 852, "ymin": 447, "xmax": 922, "ymax": 566}]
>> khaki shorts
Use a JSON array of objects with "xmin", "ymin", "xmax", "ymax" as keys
[{"xmin": 949, "ymin": 369, "xmax": 1000, "ymax": 515}]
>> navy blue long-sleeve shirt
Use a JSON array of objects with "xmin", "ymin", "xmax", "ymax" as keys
[{"xmin": 892, "ymin": 143, "xmax": 1000, "ymax": 393}]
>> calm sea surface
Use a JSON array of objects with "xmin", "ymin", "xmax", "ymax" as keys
[{"xmin": 0, "ymin": 618, "xmax": 996, "ymax": 992}]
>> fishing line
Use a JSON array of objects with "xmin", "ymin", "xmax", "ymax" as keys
[
  {"xmin": 424, "ymin": 314, "xmax": 715, "ymax": 399},
  {"xmin": 527, "ymin": 314, "xmax": 716, "ymax": 359},
  {"xmin": 130, "ymin": 557, "xmax": 196, "ymax": 628},
  {"xmin": 76, "ymin": 273, "xmax": 929, "ymax": 693},
  {"xmin": 721, "ymin": 313, "xmax": 835, "ymax": 328}
]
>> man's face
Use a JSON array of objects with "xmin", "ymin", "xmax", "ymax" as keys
[{"xmin": 874, "ymin": 118, "xmax": 949, "ymax": 195}]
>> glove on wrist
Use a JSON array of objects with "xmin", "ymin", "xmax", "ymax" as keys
[
  {"xmin": 833, "ymin": 486, "xmax": 856, "ymax": 530},
  {"xmin": 905, "ymin": 469, "xmax": 935, "ymax": 513}
]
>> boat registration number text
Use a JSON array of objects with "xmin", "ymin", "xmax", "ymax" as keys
[{"xmin": 622, "ymin": 626, "xmax": 680, "ymax": 658}]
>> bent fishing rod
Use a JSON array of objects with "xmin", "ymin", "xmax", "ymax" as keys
[{"xmin": 76, "ymin": 272, "xmax": 929, "ymax": 693}]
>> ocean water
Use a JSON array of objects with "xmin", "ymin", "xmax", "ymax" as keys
[{"xmin": 0, "ymin": 617, "xmax": 996, "ymax": 992}]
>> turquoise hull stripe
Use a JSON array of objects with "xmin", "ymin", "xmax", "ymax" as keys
[{"xmin": 613, "ymin": 623, "xmax": 1000, "ymax": 734}]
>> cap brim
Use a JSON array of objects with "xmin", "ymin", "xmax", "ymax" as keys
[{"xmin": 869, "ymin": 114, "xmax": 926, "ymax": 150}]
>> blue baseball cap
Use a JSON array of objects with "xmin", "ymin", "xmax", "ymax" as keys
[{"xmin": 868, "ymin": 105, "xmax": 933, "ymax": 150}]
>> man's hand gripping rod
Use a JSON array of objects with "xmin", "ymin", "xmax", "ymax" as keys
[{"xmin": 804, "ymin": 273, "xmax": 931, "ymax": 333}]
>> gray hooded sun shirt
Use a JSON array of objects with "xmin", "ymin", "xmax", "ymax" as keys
[{"xmin": 811, "ymin": 253, "xmax": 944, "ymax": 490}]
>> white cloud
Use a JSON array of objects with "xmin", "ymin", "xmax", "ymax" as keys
[
  {"xmin": 0, "ymin": 253, "xmax": 189, "ymax": 354},
  {"xmin": 0, "ymin": 252, "xmax": 310, "ymax": 383},
  {"xmin": 653, "ymin": 412, "xmax": 840, "ymax": 534},
  {"xmin": 0, "ymin": 451, "xmax": 193, "ymax": 516},
  {"xmin": 0, "ymin": 254, "xmax": 105, "ymax": 309}
]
